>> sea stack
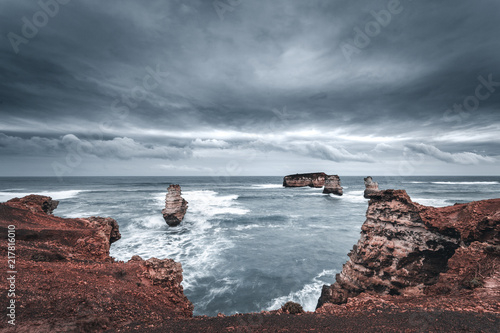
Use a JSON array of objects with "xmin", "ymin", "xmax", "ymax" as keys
[
  {"xmin": 283, "ymin": 172, "xmax": 327, "ymax": 188},
  {"xmin": 322, "ymin": 175, "xmax": 343, "ymax": 195},
  {"xmin": 363, "ymin": 176, "xmax": 379, "ymax": 198},
  {"xmin": 162, "ymin": 185, "xmax": 188, "ymax": 227}
]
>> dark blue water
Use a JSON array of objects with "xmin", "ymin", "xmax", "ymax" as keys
[{"xmin": 0, "ymin": 176, "xmax": 499, "ymax": 315}]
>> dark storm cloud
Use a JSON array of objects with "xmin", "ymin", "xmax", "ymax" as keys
[
  {"xmin": 0, "ymin": 133, "xmax": 192, "ymax": 160},
  {"xmin": 0, "ymin": 0, "xmax": 499, "ymax": 175}
]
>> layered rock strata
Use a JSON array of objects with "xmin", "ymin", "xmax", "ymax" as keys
[
  {"xmin": 317, "ymin": 190, "xmax": 500, "ymax": 309},
  {"xmin": 363, "ymin": 176, "xmax": 380, "ymax": 198},
  {"xmin": 283, "ymin": 172, "xmax": 327, "ymax": 187},
  {"xmin": 162, "ymin": 184, "xmax": 188, "ymax": 226},
  {"xmin": 322, "ymin": 175, "xmax": 343, "ymax": 196},
  {"xmin": 0, "ymin": 195, "xmax": 193, "ymax": 332}
]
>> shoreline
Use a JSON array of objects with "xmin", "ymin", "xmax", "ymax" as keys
[{"xmin": 1, "ymin": 186, "xmax": 498, "ymax": 331}]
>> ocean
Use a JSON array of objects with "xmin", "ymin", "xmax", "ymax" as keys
[{"xmin": 1, "ymin": 176, "xmax": 499, "ymax": 316}]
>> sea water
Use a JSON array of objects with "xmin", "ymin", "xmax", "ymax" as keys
[{"xmin": 0, "ymin": 176, "xmax": 498, "ymax": 316}]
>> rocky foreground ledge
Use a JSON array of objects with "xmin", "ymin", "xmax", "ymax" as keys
[{"xmin": 0, "ymin": 195, "xmax": 192, "ymax": 332}]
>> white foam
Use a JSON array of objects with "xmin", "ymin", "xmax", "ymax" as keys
[
  {"xmin": 330, "ymin": 190, "xmax": 366, "ymax": 203},
  {"xmin": 62, "ymin": 210, "xmax": 102, "ymax": 218},
  {"xmin": 112, "ymin": 226, "xmax": 234, "ymax": 292},
  {"xmin": 234, "ymin": 224, "xmax": 261, "ymax": 231},
  {"xmin": 132, "ymin": 215, "xmax": 166, "ymax": 229},
  {"xmin": 266, "ymin": 269, "xmax": 337, "ymax": 312},
  {"xmin": 182, "ymin": 190, "xmax": 250, "ymax": 217},
  {"xmin": 252, "ymin": 184, "xmax": 283, "ymax": 189},
  {"xmin": 111, "ymin": 189, "xmax": 248, "ymax": 294},
  {"xmin": 0, "ymin": 190, "xmax": 85, "ymax": 202},
  {"xmin": 431, "ymin": 181, "xmax": 499, "ymax": 185},
  {"xmin": 412, "ymin": 198, "xmax": 450, "ymax": 207}
]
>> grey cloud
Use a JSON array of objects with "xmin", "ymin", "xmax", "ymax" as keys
[
  {"xmin": 191, "ymin": 138, "xmax": 229, "ymax": 148},
  {"xmin": 372, "ymin": 143, "xmax": 395, "ymax": 152},
  {"xmin": 304, "ymin": 141, "xmax": 375, "ymax": 163},
  {"xmin": 1, "ymin": 0, "xmax": 499, "ymax": 175},
  {"xmin": 246, "ymin": 139, "xmax": 375, "ymax": 163},
  {"xmin": 159, "ymin": 164, "xmax": 213, "ymax": 173},
  {"xmin": 405, "ymin": 143, "xmax": 495, "ymax": 165},
  {"xmin": 0, "ymin": 133, "xmax": 192, "ymax": 160}
]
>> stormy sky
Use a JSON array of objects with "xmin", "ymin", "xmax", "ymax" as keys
[{"xmin": 1, "ymin": 0, "xmax": 499, "ymax": 177}]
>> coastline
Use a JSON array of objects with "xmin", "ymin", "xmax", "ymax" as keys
[{"xmin": 1, "ymin": 178, "xmax": 498, "ymax": 331}]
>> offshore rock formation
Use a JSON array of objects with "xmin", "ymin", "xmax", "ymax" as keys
[
  {"xmin": 317, "ymin": 189, "xmax": 500, "ymax": 309},
  {"xmin": 322, "ymin": 175, "xmax": 343, "ymax": 196},
  {"xmin": 0, "ymin": 195, "xmax": 193, "ymax": 332},
  {"xmin": 363, "ymin": 176, "xmax": 380, "ymax": 198},
  {"xmin": 162, "ymin": 184, "xmax": 188, "ymax": 227},
  {"xmin": 283, "ymin": 172, "xmax": 327, "ymax": 188}
]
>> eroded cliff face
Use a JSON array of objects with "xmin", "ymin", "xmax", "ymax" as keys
[
  {"xmin": 162, "ymin": 184, "xmax": 188, "ymax": 226},
  {"xmin": 0, "ymin": 195, "xmax": 193, "ymax": 332},
  {"xmin": 283, "ymin": 172, "xmax": 327, "ymax": 188},
  {"xmin": 317, "ymin": 190, "xmax": 500, "ymax": 309}
]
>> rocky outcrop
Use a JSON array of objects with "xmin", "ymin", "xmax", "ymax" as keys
[
  {"xmin": 0, "ymin": 195, "xmax": 193, "ymax": 332},
  {"xmin": 162, "ymin": 184, "xmax": 188, "ymax": 227},
  {"xmin": 322, "ymin": 175, "xmax": 343, "ymax": 196},
  {"xmin": 7, "ymin": 194, "xmax": 59, "ymax": 214},
  {"xmin": 317, "ymin": 190, "xmax": 500, "ymax": 309},
  {"xmin": 363, "ymin": 176, "xmax": 379, "ymax": 198},
  {"xmin": 283, "ymin": 172, "xmax": 327, "ymax": 187}
]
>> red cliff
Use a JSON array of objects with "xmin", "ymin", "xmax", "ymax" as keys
[
  {"xmin": 317, "ymin": 190, "xmax": 500, "ymax": 312},
  {"xmin": 0, "ymin": 195, "xmax": 193, "ymax": 332}
]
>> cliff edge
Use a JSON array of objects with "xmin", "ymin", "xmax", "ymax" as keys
[
  {"xmin": 317, "ymin": 190, "xmax": 500, "ymax": 313},
  {"xmin": 0, "ymin": 195, "xmax": 193, "ymax": 332}
]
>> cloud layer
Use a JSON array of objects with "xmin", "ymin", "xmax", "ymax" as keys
[{"xmin": 1, "ymin": 0, "xmax": 499, "ymax": 175}]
